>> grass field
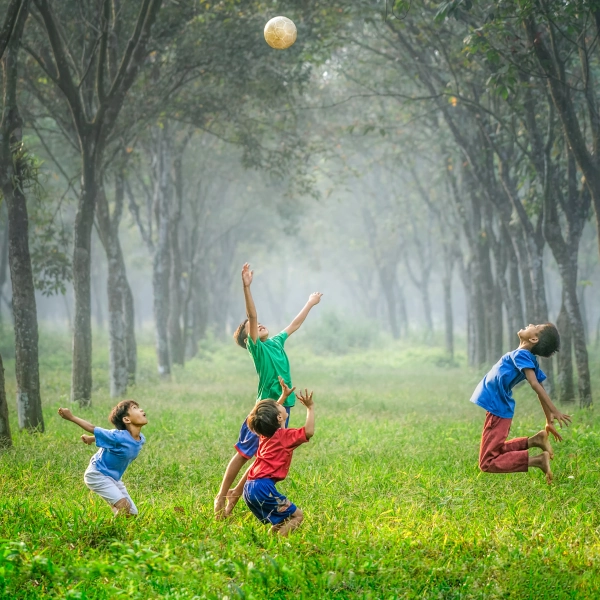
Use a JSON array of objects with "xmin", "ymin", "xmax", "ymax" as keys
[{"xmin": 1, "ymin": 331, "xmax": 600, "ymax": 599}]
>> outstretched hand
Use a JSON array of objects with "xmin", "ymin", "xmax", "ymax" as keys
[
  {"xmin": 545, "ymin": 422, "xmax": 563, "ymax": 442},
  {"xmin": 296, "ymin": 388, "xmax": 314, "ymax": 409},
  {"xmin": 308, "ymin": 292, "xmax": 323, "ymax": 306},
  {"xmin": 549, "ymin": 410, "xmax": 572, "ymax": 429},
  {"xmin": 58, "ymin": 407, "xmax": 73, "ymax": 421},
  {"xmin": 241, "ymin": 263, "xmax": 253, "ymax": 287},
  {"xmin": 276, "ymin": 376, "xmax": 296, "ymax": 404}
]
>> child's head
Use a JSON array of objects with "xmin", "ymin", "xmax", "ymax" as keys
[
  {"xmin": 247, "ymin": 400, "xmax": 287, "ymax": 437},
  {"xmin": 233, "ymin": 319, "xmax": 269, "ymax": 349},
  {"xmin": 518, "ymin": 323, "xmax": 560, "ymax": 357},
  {"xmin": 109, "ymin": 400, "xmax": 148, "ymax": 430}
]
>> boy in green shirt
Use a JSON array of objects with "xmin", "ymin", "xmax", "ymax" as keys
[{"xmin": 214, "ymin": 262, "xmax": 322, "ymax": 519}]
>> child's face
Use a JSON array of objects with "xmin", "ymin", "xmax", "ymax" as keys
[
  {"xmin": 276, "ymin": 404, "xmax": 288, "ymax": 428},
  {"xmin": 518, "ymin": 323, "xmax": 545, "ymax": 344},
  {"xmin": 246, "ymin": 321, "xmax": 269, "ymax": 341},
  {"xmin": 123, "ymin": 404, "xmax": 148, "ymax": 427}
]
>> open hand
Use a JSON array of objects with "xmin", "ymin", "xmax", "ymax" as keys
[
  {"xmin": 58, "ymin": 407, "xmax": 73, "ymax": 420},
  {"xmin": 545, "ymin": 422, "xmax": 563, "ymax": 442},
  {"xmin": 549, "ymin": 410, "xmax": 572, "ymax": 429},
  {"xmin": 296, "ymin": 388, "xmax": 314, "ymax": 409},
  {"xmin": 308, "ymin": 292, "xmax": 323, "ymax": 306},
  {"xmin": 276, "ymin": 376, "xmax": 296, "ymax": 404},
  {"xmin": 241, "ymin": 263, "xmax": 253, "ymax": 287}
]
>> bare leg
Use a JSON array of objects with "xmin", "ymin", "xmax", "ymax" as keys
[
  {"xmin": 529, "ymin": 451, "xmax": 553, "ymax": 484},
  {"xmin": 528, "ymin": 429, "xmax": 554, "ymax": 459},
  {"xmin": 271, "ymin": 509, "xmax": 304, "ymax": 537},
  {"xmin": 112, "ymin": 497, "xmax": 134, "ymax": 517},
  {"xmin": 224, "ymin": 464, "xmax": 251, "ymax": 516},
  {"xmin": 214, "ymin": 452, "xmax": 249, "ymax": 519}
]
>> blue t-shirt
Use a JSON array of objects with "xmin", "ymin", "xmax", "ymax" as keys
[
  {"xmin": 470, "ymin": 349, "xmax": 547, "ymax": 418},
  {"xmin": 89, "ymin": 427, "xmax": 145, "ymax": 481}
]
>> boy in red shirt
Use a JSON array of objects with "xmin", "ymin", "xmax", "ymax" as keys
[{"xmin": 241, "ymin": 379, "xmax": 315, "ymax": 536}]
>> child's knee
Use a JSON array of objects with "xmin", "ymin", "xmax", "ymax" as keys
[{"xmin": 291, "ymin": 508, "xmax": 303, "ymax": 523}]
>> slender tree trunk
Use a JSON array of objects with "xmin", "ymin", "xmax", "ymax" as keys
[
  {"xmin": 0, "ymin": 353, "xmax": 11, "ymax": 447},
  {"xmin": 442, "ymin": 273, "xmax": 454, "ymax": 359},
  {"xmin": 380, "ymin": 275, "xmax": 399, "ymax": 340},
  {"xmin": 0, "ymin": 216, "xmax": 8, "ymax": 323},
  {"xmin": 123, "ymin": 274, "xmax": 136, "ymax": 385},
  {"xmin": 0, "ymin": 2, "xmax": 44, "ymax": 431},
  {"xmin": 71, "ymin": 148, "xmax": 98, "ymax": 406},
  {"xmin": 152, "ymin": 130, "xmax": 172, "ymax": 377},
  {"xmin": 395, "ymin": 281, "xmax": 408, "ymax": 338},
  {"xmin": 555, "ymin": 297, "xmax": 574, "ymax": 404}
]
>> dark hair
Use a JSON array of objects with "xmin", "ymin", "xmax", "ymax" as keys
[
  {"xmin": 233, "ymin": 319, "xmax": 249, "ymax": 349},
  {"xmin": 531, "ymin": 323, "xmax": 560, "ymax": 357},
  {"xmin": 109, "ymin": 400, "xmax": 139, "ymax": 430},
  {"xmin": 247, "ymin": 400, "xmax": 280, "ymax": 437}
]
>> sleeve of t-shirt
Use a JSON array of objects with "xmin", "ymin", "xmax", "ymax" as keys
[
  {"xmin": 270, "ymin": 331, "xmax": 289, "ymax": 347},
  {"xmin": 93, "ymin": 427, "xmax": 120, "ymax": 449},
  {"xmin": 281, "ymin": 427, "xmax": 308, "ymax": 449},
  {"xmin": 512, "ymin": 350, "xmax": 547, "ymax": 383},
  {"xmin": 246, "ymin": 335, "xmax": 265, "ymax": 363}
]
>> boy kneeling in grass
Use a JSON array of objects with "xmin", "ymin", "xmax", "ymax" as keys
[
  {"xmin": 470, "ymin": 323, "xmax": 571, "ymax": 484},
  {"xmin": 58, "ymin": 400, "xmax": 147, "ymax": 516},
  {"xmin": 240, "ymin": 378, "xmax": 314, "ymax": 536}
]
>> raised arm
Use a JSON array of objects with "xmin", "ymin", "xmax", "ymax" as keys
[
  {"xmin": 524, "ymin": 369, "xmax": 571, "ymax": 440},
  {"xmin": 242, "ymin": 263, "xmax": 259, "ymax": 343},
  {"xmin": 58, "ymin": 408, "xmax": 96, "ymax": 434},
  {"xmin": 296, "ymin": 389, "xmax": 315, "ymax": 439},
  {"xmin": 284, "ymin": 292, "xmax": 323, "ymax": 337}
]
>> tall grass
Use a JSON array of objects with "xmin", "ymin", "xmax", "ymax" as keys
[{"xmin": 1, "ymin": 332, "xmax": 598, "ymax": 599}]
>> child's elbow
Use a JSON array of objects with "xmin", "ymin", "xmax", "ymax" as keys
[{"xmin": 305, "ymin": 429, "xmax": 315, "ymax": 439}]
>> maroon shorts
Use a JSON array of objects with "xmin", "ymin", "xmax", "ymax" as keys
[{"xmin": 479, "ymin": 412, "xmax": 528, "ymax": 473}]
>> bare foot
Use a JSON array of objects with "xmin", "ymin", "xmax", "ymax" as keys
[
  {"xmin": 81, "ymin": 435, "xmax": 95, "ymax": 445},
  {"xmin": 540, "ymin": 451, "xmax": 553, "ymax": 485},
  {"xmin": 224, "ymin": 489, "xmax": 242, "ymax": 517},
  {"xmin": 214, "ymin": 495, "xmax": 226, "ymax": 520},
  {"xmin": 528, "ymin": 429, "xmax": 554, "ymax": 459}
]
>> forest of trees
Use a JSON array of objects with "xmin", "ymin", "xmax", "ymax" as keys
[{"xmin": 1, "ymin": 0, "xmax": 599, "ymax": 447}]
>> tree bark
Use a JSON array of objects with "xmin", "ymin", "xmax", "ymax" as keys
[
  {"xmin": 555, "ymin": 298, "xmax": 574, "ymax": 405},
  {"xmin": 0, "ymin": 353, "xmax": 11, "ymax": 447},
  {"xmin": 0, "ymin": 0, "xmax": 44, "ymax": 432}
]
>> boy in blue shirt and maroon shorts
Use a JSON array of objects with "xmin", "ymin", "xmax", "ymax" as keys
[
  {"xmin": 470, "ymin": 323, "xmax": 571, "ymax": 484},
  {"xmin": 58, "ymin": 400, "xmax": 147, "ymax": 516}
]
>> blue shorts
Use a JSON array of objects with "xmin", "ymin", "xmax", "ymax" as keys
[
  {"xmin": 243, "ymin": 478, "xmax": 297, "ymax": 525},
  {"xmin": 235, "ymin": 406, "xmax": 291, "ymax": 459}
]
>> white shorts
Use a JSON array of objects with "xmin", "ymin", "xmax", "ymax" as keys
[{"xmin": 84, "ymin": 465, "xmax": 138, "ymax": 515}]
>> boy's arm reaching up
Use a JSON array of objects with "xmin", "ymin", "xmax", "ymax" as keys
[
  {"xmin": 276, "ymin": 376, "xmax": 296, "ymax": 405},
  {"xmin": 296, "ymin": 389, "xmax": 315, "ymax": 439},
  {"xmin": 284, "ymin": 292, "xmax": 323, "ymax": 337},
  {"xmin": 58, "ymin": 408, "xmax": 96, "ymax": 434},
  {"xmin": 524, "ymin": 369, "xmax": 571, "ymax": 440},
  {"xmin": 242, "ymin": 263, "xmax": 259, "ymax": 343}
]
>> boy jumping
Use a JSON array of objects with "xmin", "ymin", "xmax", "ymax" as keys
[
  {"xmin": 242, "ymin": 380, "xmax": 314, "ymax": 536},
  {"xmin": 470, "ymin": 323, "xmax": 571, "ymax": 484},
  {"xmin": 214, "ymin": 262, "xmax": 322, "ymax": 519},
  {"xmin": 58, "ymin": 400, "xmax": 148, "ymax": 516}
]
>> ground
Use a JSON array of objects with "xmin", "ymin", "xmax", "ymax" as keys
[{"xmin": 1, "ymin": 331, "xmax": 599, "ymax": 599}]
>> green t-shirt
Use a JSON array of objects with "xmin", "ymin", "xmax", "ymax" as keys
[{"xmin": 246, "ymin": 331, "xmax": 294, "ymax": 407}]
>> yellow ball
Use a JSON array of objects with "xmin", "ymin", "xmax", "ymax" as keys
[{"xmin": 264, "ymin": 16, "xmax": 297, "ymax": 50}]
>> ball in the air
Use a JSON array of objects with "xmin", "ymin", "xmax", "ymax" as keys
[{"xmin": 264, "ymin": 16, "xmax": 297, "ymax": 50}]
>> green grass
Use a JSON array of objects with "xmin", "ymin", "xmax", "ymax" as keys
[{"xmin": 1, "ymin": 333, "xmax": 600, "ymax": 599}]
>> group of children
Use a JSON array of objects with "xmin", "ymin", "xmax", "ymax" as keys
[{"xmin": 59, "ymin": 263, "xmax": 571, "ymax": 534}]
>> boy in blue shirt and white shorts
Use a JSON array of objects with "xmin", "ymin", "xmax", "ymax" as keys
[
  {"xmin": 58, "ymin": 400, "xmax": 147, "ymax": 516},
  {"xmin": 470, "ymin": 323, "xmax": 571, "ymax": 484}
]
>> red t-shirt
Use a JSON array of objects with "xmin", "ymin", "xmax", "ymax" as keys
[{"xmin": 247, "ymin": 427, "xmax": 309, "ymax": 482}]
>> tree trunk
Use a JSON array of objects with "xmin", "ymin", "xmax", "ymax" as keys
[
  {"xmin": 555, "ymin": 297, "xmax": 574, "ymax": 405},
  {"xmin": 123, "ymin": 274, "xmax": 136, "ymax": 385},
  {"xmin": 0, "ymin": 215, "xmax": 8, "ymax": 323},
  {"xmin": 380, "ymin": 273, "xmax": 400, "ymax": 340},
  {"xmin": 71, "ymin": 148, "xmax": 98, "ymax": 406},
  {"xmin": 442, "ymin": 273, "xmax": 454, "ymax": 359},
  {"xmin": 152, "ymin": 130, "xmax": 172, "ymax": 377},
  {"xmin": 0, "ymin": 2, "xmax": 44, "ymax": 431},
  {"xmin": 0, "ymin": 353, "xmax": 11, "ymax": 448}
]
